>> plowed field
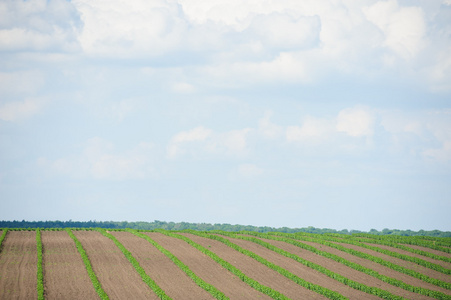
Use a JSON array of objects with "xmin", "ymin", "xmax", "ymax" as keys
[{"xmin": 0, "ymin": 229, "xmax": 450, "ymax": 300}]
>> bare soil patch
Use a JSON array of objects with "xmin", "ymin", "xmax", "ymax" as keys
[
  {"xmin": 325, "ymin": 241, "xmax": 451, "ymax": 284},
  {"xmin": 145, "ymin": 232, "xmax": 271, "ymax": 300},
  {"xmin": 0, "ymin": 231, "xmax": 37, "ymax": 299},
  {"xmin": 179, "ymin": 233, "xmax": 328, "ymax": 300},
  {"xmin": 246, "ymin": 235, "xmax": 438, "ymax": 300},
  {"xmin": 111, "ymin": 231, "xmax": 214, "ymax": 300},
  {"xmin": 73, "ymin": 230, "xmax": 158, "ymax": 300},
  {"xmin": 206, "ymin": 233, "xmax": 380, "ymax": 300},
  {"xmin": 42, "ymin": 230, "xmax": 98, "ymax": 299}
]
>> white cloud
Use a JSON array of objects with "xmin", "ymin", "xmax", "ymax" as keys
[
  {"xmin": 0, "ymin": 98, "xmax": 46, "ymax": 122},
  {"xmin": 72, "ymin": 0, "xmax": 188, "ymax": 57},
  {"xmin": 167, "ymin": 126, "xmax": 213, "ymax": 158},
  {"xmin": 336, "ymin": 107, "xmax": 374, "ymax": 137},
  {"xmin": 167, "ymin": 126, "xmax": 252, "ymax": 158},
  {"xmin": 236, "ymin": 163, "xmax": 263, "ymax": 178},
  {"xmin": 0, "ymin": 0, "xmax": 81, "ymax": 52},
  {"xmin": 258, "ymin": 111, "xmax": 283, "ymax": 139},
  {"xmin": 286, "ymin": 116, "xmax": 334, "ymax": 142},
  {"xmin": 363, "ymin": 0, "xmax": 426, "ymax": 60},
  {"xmin": 38, "ymin": 137, "xmax": 156, "ymax": 180}
]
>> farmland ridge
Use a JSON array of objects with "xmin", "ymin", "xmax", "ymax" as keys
[{"xmin": 0, "ymin": 228, "xmax": 450, "ymax": 299}]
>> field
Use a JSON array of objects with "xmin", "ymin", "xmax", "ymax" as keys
[{"xmin": 0, "ymin": 228, "xmax": 450, "ymax": 299}]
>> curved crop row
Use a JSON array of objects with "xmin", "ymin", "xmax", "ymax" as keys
[
  {"xmin": 128, "ymin": 229, "xmax": 229, "ymax": 300},
  {"xmin": 281, "ymin": 232, "xmax": 451, "ymax": 286},
  {"xmin": 0, "ymin": 229, "xmax": 8, "ymax": 250},
  {"xmin": 181, "ymin": 230, "xmax": 348, "ymax": 300},
  {"xmin": 237, "ymin": 231, "xmax": 451, "ymax": 300},
  {"xmin": 351, "ymin": 234, "xmax": 451, "ymax": 254},
  {"xmin": 36, "ymin": 229, "xmax": 44, "ymax": 300},
  {"xmin": 154, "ymin": 229, "xmax": 290, "ymax": 300},
  {"xmin": 95, "ymin": 229, "xmax": 171, "ymax": 300},
  {"xmin": 327, "ymin": 234, "xmax": 451, "ymax": 264},
  {"xmin": 66, "ymin": 229, "xmax": 109, "ymax": 300}
]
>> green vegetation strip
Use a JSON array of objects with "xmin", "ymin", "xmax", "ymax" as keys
[
  {"xmin": 179, "ymin": 230, "xmax": 347, "ymax": 300},
  {"xmin": 66, "ymin": 229, "xmax": 109, "ymax": 300},
  {"xmin": 128, "ymin": 229, "xmax": 229, "ymax": 300},
  {"xmin": 283, "ymin": 232, "xmax": 451, "ymax": 289},
  {"xmin": 301, "ymin": 232, "xmax": 451, "ymax": 273},
  {"xmin": 236, "ymin": 231, "xmax": 451, "ymax": 300},
  {"xmin": 95, "ymin": 229, "xmax": 171, "ymax": 300},
  {"xmin": 36, "ymin": 229, "xmax": 44, "ymax": 300},
  {"xmin": 0, "ymin": 229, "xmax": 8, "ymax": 251},
  {"xmin": 325, "ymin": 234, "xmax": 451, "ymax": 263},
  {"xmin": 154, "ymin": 229, "xmax": 290, "ymax": 300}
]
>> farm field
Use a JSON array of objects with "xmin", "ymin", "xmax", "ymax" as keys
[{"xmin": 0, "ymin": 228, "xmax": 450, "ymax": 300}]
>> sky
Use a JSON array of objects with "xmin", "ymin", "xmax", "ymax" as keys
[{"xmin": 1, "ymin": 0, "xmax": 451, "ymax": 231}]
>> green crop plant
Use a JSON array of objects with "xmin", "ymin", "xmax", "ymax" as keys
[
  {"xmin": 154, "ymin": 229, "xmax": 291, "ymax": 300},
  {"xmin": 0, "ymin": 229, "xmax": 8, "ymax": 251},
  {"xmin": 128, "ymin": 229, "xmax": 229, "ymax": 300},
  {"xmin": 95, "ymin": 229, "xmax": 172, "ymax": 300},
  {"xmin": 36, "ymin": 228, "xmax": 44, "ymax": 300},
  {"xmin": 66, "ymin": 229, "xmax": 109, "ymax": 300}
]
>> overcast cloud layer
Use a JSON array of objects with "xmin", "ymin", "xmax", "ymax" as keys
[{"xmin": 1, "ymin": 0, "xmax": 450, "ymax": 231}]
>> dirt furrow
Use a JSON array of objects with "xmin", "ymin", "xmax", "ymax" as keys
[
  {"xmin": 144, "ymin": 232, "xmax": 272, "ymax": 300},
  {"xmin": 0, "ymin": 231, "xmax": 37, "ymax": 299},
  {"xmin": 246, "ymin": 235, "xmax": 439, "ymax": 300},
  {"xmin": 74, "ymin": 230, "xmax": 158, "ymax": 300},
  {"xmin": 111, "ymin": 231, "xmax": 214, "ymax": 300},
  {"xmin": 179, "ymin": 233, "xmax": 328, "ymax": 300},
  {"xmin": 42, "ymin": 230, "xmax": 98, "ymax": 299}
]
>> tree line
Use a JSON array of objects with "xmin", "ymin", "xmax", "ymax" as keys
[{"xmin": 0, "ymin": 220, "xmax": 449, "ymax": 237}]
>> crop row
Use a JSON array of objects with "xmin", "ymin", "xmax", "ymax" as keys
[
  {"xmin": 96, "ymin": 229, "xmax": 172, "ymax": 300},
  {"xmin": 65, "ymin": 229, "xmax": 109, "ymax": 300},
  {"xmin": 127, "ymin": 229, "xmax": 229, "ymax": 300},
  {"xmin": 36, "ymin": 229, "xmax": 44, "ymax": 300},
  {"xmin": 233, "ymin": 231, "xmax": 451, "ymax": 300}
]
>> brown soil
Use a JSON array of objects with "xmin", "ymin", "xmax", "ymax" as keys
[
  {"xmin": 73, "ymin": 230, "xmax": 159, "ymax": 300},
  {"xmin": 204, "ymin": 233, "xmax": 380, "ymax": 300},
  {"xmin": 42, "ymin": 230, "xmax": 98, "ymax": 299},
  {"xmin": 325, "ymin": 241, "xmax": 451, "ymax": 284},
  {"xmin": 111, "ymin": 231, "xmax": 214, "ymax": 300},
  {"xmin": 0, "ymin": 231, "xmax": 37, "ymax": 299},
  {"xmin": 181, "ymin": 233, "xmax": 330, "ymax": 299},
  {"xmin": 144, "ymin": 232, "xmax": 272, "ymax": 300},
  {"xmin": 246, "ymin": 235, "xmax": 439, "ymax": 300}
]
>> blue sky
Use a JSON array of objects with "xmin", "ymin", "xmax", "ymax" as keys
[{"xmin": 1, "ymin": 0, "xmax": 450, "ymax": 231}]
